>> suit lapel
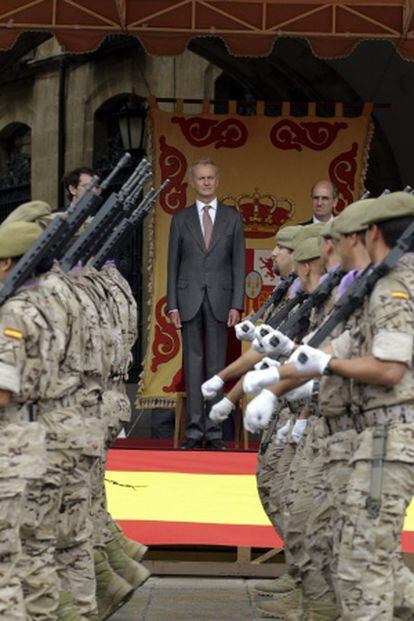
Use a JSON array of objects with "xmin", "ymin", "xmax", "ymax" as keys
[
  {"xmin": 208, "ymin": 203, "xmax": 229, "ymax": 253},
  {"xmin": 185, "ymin": 204, "xmax": 206, "ymax": 252}
]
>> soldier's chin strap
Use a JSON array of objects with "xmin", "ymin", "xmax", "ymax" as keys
[{"xmin": 365, "ymin": 424, "xmax": 388, "ymax": 519}]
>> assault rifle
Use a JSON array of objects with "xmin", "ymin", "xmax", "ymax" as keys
[
  {"xmin": 254, "ymin": 289, "xmax": 308, "ymax": 343},
  {"xmin": 92, "ymin": 179, "xmax": 171, "ymax": 270},
  {"xmin": 60, "ymin": 158, "xmax": 152, "ymax": 271},
  {"xmin": 0, "ymin": 153, "xmax": 131, "ymax": 306},
  {"xmin": 267, "ymin": 267, "xmax": 346, "ymax": 348},
  {"xmin": 240, "ymin": 272, "xmax": 298, "ymax": 331}
]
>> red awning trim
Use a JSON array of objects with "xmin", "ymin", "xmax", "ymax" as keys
[{"xmin": 0, "ymin": 1, "xmax": 414, "ymax": 60}]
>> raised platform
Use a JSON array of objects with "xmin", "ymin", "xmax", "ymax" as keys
[{"xmin": 106, "ymin": 447, "xmax": 414, "ymax": 575}]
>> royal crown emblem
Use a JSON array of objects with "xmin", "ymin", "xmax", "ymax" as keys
[{"xmin": 222, "ymin": 188, "xmax": 295, "ymax": 239}]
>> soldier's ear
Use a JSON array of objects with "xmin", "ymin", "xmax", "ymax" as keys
[{"xmin": 0, "ymin": 258, "xmax": 13, "ymax": 274}]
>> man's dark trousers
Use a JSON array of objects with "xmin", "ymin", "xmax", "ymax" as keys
[{"xmin": 181, "ymin": 294, "xmax": 228, "ymax": 441}]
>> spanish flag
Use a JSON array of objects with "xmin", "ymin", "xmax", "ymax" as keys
[{"xmin": 106, "ymin": 449, "xmax": 414, "ymax": 552}]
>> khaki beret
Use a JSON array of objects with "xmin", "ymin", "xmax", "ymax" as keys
[
  {"xmin": 294, "ymin": 223, "xmax": 325, "ymax": 245},
  {"xmin": 275, "ymin": 225, "xmax": 303, "ymax": 250},
  {"xmin": 0, "ymin": 221, "xmax": 42, "ymax": 259},
  {"xmin": 319, "ymin": 219, "xmax": 339, "ymax": 241},
  {"xmin": 293, "ymin": 236, "xmax": 321, "ymax": 262},
  {"xmin": 360, "ymin": 192, "xmax": 414, "ymax": 226},
  {"xmin": 2, "ymin": 200, "xmax": 52, "ymax": 227},
  {"xmin": 333, "ymin": 198, "xmax": 376, "ymax": 236}
]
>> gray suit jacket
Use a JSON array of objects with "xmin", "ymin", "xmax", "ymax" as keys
[{"xmin": 167, "ymin": 202, "xmax": 246, "ymax": 322}]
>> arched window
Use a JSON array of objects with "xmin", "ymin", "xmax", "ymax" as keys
[{"xmin": 0, "ymin": 123, "xmax": 31, "ymax": 223}]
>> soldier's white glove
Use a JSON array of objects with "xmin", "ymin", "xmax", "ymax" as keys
[
  {"xmin": 289, "ymin": 345, "xmax": 332, "ymax": 375},
  {"xmin": 201, "ymin": 374, "xmax": 224, "ymax": 400},
  {"xmin": 251, "ymin": 338, "xmax": 265, "ymax": 353},
  {"xmin": 254, "ymin": 324, "xmax": 274, "ymax": 342},
  {"xmin": 209, "ymin": 397, "xmax": 235, "ymax": 423},
  {"xmin": 254, "ymin": 357, "xmax": 280, "ymax": 371},
  {"xmin": 291, "ymin": 418, "xmax": 308, "ymax": 444},
  {"xmin": 261, "ymin": 330, "xmax": 295, "ymax": 357},
  {"xmin": 235, "ymin": 320, "xmax": 256, "ymax": 342},
  {"xmin": 244, "ymin": 389, "xmax": 277, "ymax": 433},
  {"xmin": 276, "ymin": 419, "xmax": 291, "ymax": 447},
  {"xmin": 284, "ymin": 380, "xmax": 315, "ymax": 403},
  {"xmin": 243, "ymin": 416, "xmax": 257, "ymax": 434},
  {"xmin": 243, "ymin": 366, "xmax": 280, "ymax": 394}
]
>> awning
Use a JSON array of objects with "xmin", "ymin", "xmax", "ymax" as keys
[{"xmin": 1, "ymin": 0, "xmax": 414, "ymax": 60}]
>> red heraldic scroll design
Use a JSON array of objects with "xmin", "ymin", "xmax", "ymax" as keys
[
  {"xmin": 159, "ymin": 136, "xmax": 188, "ymax": 214},
  {"xmin": 270, "ymin": 120, "xmax": 347, "ymax": 152},
  {"xmin": 329, "ymin": 142, "xmax": 358, "ymax": 213},
  {"xmin": 151, "ymin": 296, "xmax": 180, "ymax": 372},
  {"xmin": 171, "ymin": 116, "xmax": 248, "ymax": 149}
]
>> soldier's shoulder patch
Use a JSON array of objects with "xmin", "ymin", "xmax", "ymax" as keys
[
  {"xmin": 3, "ymin": 328, "xmax": 23, "ymax": 340},
  {"xmin": 390, "ymin": 291, "xmax": 410, "ymax": 300}
]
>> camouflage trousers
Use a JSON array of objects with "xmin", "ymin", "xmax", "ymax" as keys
[
  {"xmin": 304, "ymin": 427, "xmax": 358, "ymax": 596},
  {"xmin": 18, "ymin": 448, "xmax": 96, "ymax": 620},
  {"xmin": 256, "ymin": 409, "xmax": 290, "ymax": 520},
  {"xmin": 336, "ymin": 422, "xmax": 414, "ymax": 621},
  {"xmin": 281, "ymin": 418, "xmax": 333, "ymax": 600},
  {"xmin": 90, "ymin": 389, "xmax": 131, "ymax": 549},
  {"xmin": 0, "ymin": 478, "xmax": 27, "ymax": 621}
]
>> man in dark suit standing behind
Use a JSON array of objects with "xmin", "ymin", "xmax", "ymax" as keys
[{"xmin": 167, "ymin": 159, "xmax": 246, "ymax": 450}]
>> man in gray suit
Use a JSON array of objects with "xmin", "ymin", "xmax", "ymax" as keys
[{"xmin": 167, "ymin": 159, "xmax": 246, "ymax": 450}]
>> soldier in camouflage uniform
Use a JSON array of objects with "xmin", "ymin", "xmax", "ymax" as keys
[
  {"xmin": 0, "ymin": 222, "xmax": 48, "ymax": 621},
  {"xmin": 71, "ymin": 262, "xmax": 150, "ymax": 611},
  {"xmin": 282, "ymin": 192, "xmax": 414, "ymax": 621},
  {"xmin": 0, "ymin": 219, "xmax": 94, "ymax": 620},
  {"xmin": 255, "ymin": 226, "xmax": 337, "ymax": 619}
]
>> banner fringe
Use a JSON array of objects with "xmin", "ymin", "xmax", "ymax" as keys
[
  {"xmin": 135, "ymin": 112, "xmax": 157, "ymax": 411},
  {"xmin": 360, "ymin": 119, "xmax": 375, "ymax": 197}
]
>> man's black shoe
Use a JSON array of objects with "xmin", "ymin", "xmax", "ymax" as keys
[
  {"xmin": 180, "ymin": 439, "xmax": 202, "ymax": 450},
  {"xmin": 205, "ymin": 439, "xmax": 227, "ymax": 451}
]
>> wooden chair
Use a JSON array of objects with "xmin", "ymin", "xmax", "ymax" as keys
[{"xmin": 174, "ymin": 393, "xmax": 249, "ymax": 449}]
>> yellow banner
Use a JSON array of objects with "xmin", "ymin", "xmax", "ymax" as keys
[{"xmin": 136, "ymin": 103, "xmax": 372, "ymax": 407}]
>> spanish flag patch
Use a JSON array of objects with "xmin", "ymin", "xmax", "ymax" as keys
[
  {"xmin": 3, "ymin": 328, "xmax": 23, "ymax": 340},
  {"xmin": 391, "ymin": 291, "xmax": 410, "ymax": 300}
]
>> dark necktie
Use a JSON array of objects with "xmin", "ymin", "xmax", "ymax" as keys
[{"xmin": 203, "ymin": 205, "xmax": 213, "ymax": 249}]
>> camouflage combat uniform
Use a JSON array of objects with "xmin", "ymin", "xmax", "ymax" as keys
[
  {"xmin": 0, "ymin": 323, "xmax": 47, "ymax": 621},
  {"xmin": 256, "ymin": 278, "xmax": 298, "ymax": 520},
  {"xmin": 0, "ymin": 279, "xmax": 91, "ymax": 620},
  {"xmin": 335, "ymin": 254, "xmax": 414, "ymax": 621}
]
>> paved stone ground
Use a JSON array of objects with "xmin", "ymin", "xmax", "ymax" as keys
[{"xmin": 112, "ymin": 576, "xmax": 269, "ymax": 620}]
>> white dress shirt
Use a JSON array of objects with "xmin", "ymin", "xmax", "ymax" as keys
[
  {"xmin": 313, "ymin": 214, "xmax": 334, "ymax": 224},
  {"xmin": 196, "ymin": 197, "xmax": 217, "ymax": 236}
]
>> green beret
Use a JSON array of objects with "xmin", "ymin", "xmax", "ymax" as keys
[
  {"xmin": 2, "ymin": 200, "xmax": 52, "ymax": 227},
  {"xmin": 319, "ymin": 219, "xmax": 339, "ymax": 241},
  {"xmin": 275, "ymin": 225, "xmax": 302, "ymax": 250},
  {"xmin": 360, "ymin": 192, "xmax": 414, "ymax": 227},
  {"xmin": 334, "ymin": 198, "xmax": 376, "ymax": 236},
  {"xmin": 0, "ymin": 221, "xmax": 42, "ymax": 259},
  {"xmin": 293, "ymin": 236, "xmax": 321, "ymax": 262}
]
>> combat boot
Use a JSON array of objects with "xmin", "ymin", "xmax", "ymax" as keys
[
  {"xmin": 255, "ymin": 573, "xmax": 299, "ymax": 597},
  {"xmin": 257, "ymin": 587, "xmax": 302, "ymax": 618},
  {"xmin": 57, "ymin": 592, "xmax": 84, "ymax": 621},
  {"xmin": 302, "ymin": 595, "xmax": 340, "ymax": 621},
  {"xmin": 94, "ymin": 550, "xmax": 133, "ymax": 620},
  {"xmin": 109, "ymin": 521, "xmax": 148, "ymax": 561},
  {"xmin": 105, "ymin": 539, "xmax": 150, "ymax": 589}
]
